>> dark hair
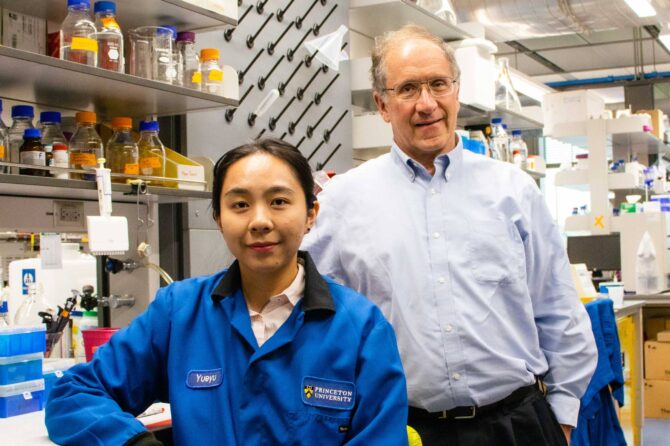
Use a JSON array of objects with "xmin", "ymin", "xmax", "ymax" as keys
[{"xmin": 211, "ymin": 138, "xmax": 316, "ymax": 220}]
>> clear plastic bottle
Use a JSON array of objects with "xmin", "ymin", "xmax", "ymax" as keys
[
  {"xmin": 70, "ymin": 112, "xmax": 103, "ymax": 181},
  {"xmin": 509, "ymin": 130, "xmax": 528, "ymax": 168},
  {"xmin": 0, "ymin": 100, "xmax": 8, "ymax": 174},
  {"xmin": 106, "ymin": 117, "xmax": 139, "ymax": 183},
  {"xmin": 490, "ymin": 118, "xmax": 510, "ymax": 162},
  {"xmin": 8, "ymin": 105, "xmax": 35, "ymax": 174},
  {"xmin": 40, "ymin": 112, "xmax": 69, "ymax": 179},
  {"xmin": 60, "ymin": 0, "xmax": 97, "ymax": 67},
  {"xmin": 94, "ymin": 1, "xmax": 124, "ymax": 73},
  {"xmin": 200, "ymin": 48, "xmax": 223, "ymax": 95},
  {"xmin": 138, "ymin": 121, "xmax": 167, "ymax": 186},
  {"xmin": 155, "ymin": 26, "xmax": 175, "ymax": 84},
  {"xmin": 177, "ymin": 32, "xmax": 201, "ymax": 90}
]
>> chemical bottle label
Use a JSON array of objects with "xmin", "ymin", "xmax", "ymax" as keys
[
  {"xmin": 124, "ymin": 163, "xmax": 139, "ymax": 175},
  {"xmin": 101, "ymin": 18, "xmax": 120, "ymax": 30},
  {"xmin": 20, "ymin": 151, "xmax": 46, "ymax": 166},
  {"xmin": 0, "ymin": 145, "xmax": 4, "ymax": 159},
  {"xmin": 208, "ymin": 70, "xmax": 223, "ymax": 82},
  {"xmin": 71, "ymin": 37, "xmax": 98, "ymax": 53},
  {"xmin": 70, "ymin": 152, "xmax": 97, "ymax": 166},
  {"xmin": 140, "ymin": 156, "xmax": 162, "ymax": 169},
  {"xmin": 53, "ymin": 150, "xmax": 69, "ymax": 168},
  {"xmin": 191, "ymin": 72, "xmax": 202, "ymax": 84}
]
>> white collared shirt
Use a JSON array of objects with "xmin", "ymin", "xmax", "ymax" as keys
[{"xmin": 249, "ymin": 263, "xmax": 304, "ymax": 346}]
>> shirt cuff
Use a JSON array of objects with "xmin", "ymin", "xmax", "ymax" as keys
[{"xmin": 546, "ymin": 392, "xmax": 581, "ymax": 427}]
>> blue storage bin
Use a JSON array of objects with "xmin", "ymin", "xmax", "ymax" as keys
[
  {"xmin": 0, "ymin": 353, "xmax": 43, "ymax": 386},
  {"xmin": 43, "ymin": 358, "xmax": 76, "ymax": 400},
  {"xmin": 0, "ymin": 379, "xmax": 45, "ymax": 418},
  {"xmin": 0, "ymin": 326, "xmax": 46, "ymax": 357}
]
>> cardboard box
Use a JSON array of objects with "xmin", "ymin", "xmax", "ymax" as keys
[
  {"xmin": 645, "ymin": 341, "xmax": 670, "ymax": 380},
  {"xmin": 659, "ymin": 331, "xmax": 670, "ymax": 343},
  {"xmin": 2, "ymin": 9, "xmax": 46, "ymax": 55},
  {"xmin": 644, "ymin": 380, "xmax": 670, "ymax": 419},
  {"xmin": 638, "ymin": 109, "xmax": 666, "ymax": 140},
  {"xmin": 646, "ymin": 317, "xmax": 670, "ymax": 341}
]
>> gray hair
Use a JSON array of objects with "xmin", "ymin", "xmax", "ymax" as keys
[{"xmin": 370, "ymin": 24, "xmax": 461, "ymax": 97}]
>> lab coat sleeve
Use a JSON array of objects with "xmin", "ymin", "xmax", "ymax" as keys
[
  {"xmin": 522, "ymin": 184, "xmax": 597, "ymax": 427},
  {"xmin": 45, "ymin": 287, "xmax": 172, "ymax": 446},
  {"xmin": 345, "ymin": 319, "xmax": 409, "ymax": 446}
]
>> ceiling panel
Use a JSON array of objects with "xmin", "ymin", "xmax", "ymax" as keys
[
  {"xmin": 579, "ymin": 28, "xmax": 638, "ymax": 44},
  {"xmin": 506, "ymin": 53, "xmax": 560, "ymax": 77},
  {"xmin": 514, "ymin": 33, "xmax": 589, "ymax": 51}
]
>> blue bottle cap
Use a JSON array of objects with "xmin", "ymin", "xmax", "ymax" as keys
[
  {"xmin": 491, "ymin": 118, "xmax": 502, "ymax": 124},
  {"xmin": 23, "ymin": 128, "xmax": 41, "ymax": 138},
  {"xmin": 160, "ymin": 25, "xmax": 177, "ymax": 39},
  {"xmin": 40, "ymin": 111, "xmax": 61, "ymax": 124},
  {"xmin": 512, "ymin": 130, "xmax": 522, "ymax": 136},
  {"xmin": 139, "ymin": 121, "xmax": 159, "ymax": 132},
  {"xmin": 68, "ymin": 0, "xmax": 90, "ymax": 8},
  {"xmin": 94, "ymin": 1, "xmax": 116, "ymax": 14},
  {"xmin": 12, "ymin": 105, "xmax": 34, "ymax": 118},
  {"xmin": 0, "ymin": 99, "xmax": 2, "ymax": 112}
]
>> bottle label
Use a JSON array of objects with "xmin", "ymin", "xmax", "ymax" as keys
[
  {"xmin": 71, "ymin": 37, "xmax": 98, "ymax": 53},
  {"xmin": 53, "ymin": 150, "xmax": 69, "ymax": 168},
  {"xmin": 20, "ymin": 151, "xmax": 46, "ymax": 166},
  {"xmin": 124, "ymin": 163, "xmax": 140, "ymax": 175},
  {"xmin": 192, "ymin": 71, "xmax": 202, "ymax": 84},
  {"xmin": 0, "ymin": 145, "xmax": 4, "ymax": 159},
  {"xmin": 70, "ymin": 152, "xmax": 97, "ymax": 167},
  {"xmin": 140, "ymin": 156, "xmax": 162, "ymax": 169},
  {"xmin": 101, "ymin": 17, "xmax": 120, "ymax": 30},
  {"xmin": 208, "ymin": 70, "xmax": 223, "ymax": 81}
]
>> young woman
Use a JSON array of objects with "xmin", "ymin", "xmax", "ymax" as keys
[{"xmin": 45, "ymin": 139, "xmax": 408, "ymax": 446}]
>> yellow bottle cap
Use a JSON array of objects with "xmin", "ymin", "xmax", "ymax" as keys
[
  {"xmin": 200, "ymin": 48, "xmax": 220, "ymax": 62},
  {"xmin": 76, "ymin": 111, "xmax": 97, "ymax": 124}
]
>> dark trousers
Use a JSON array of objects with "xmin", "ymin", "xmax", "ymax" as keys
[{"xmin": 408, "ymin": 388, "xmax": 568, "ymax": 446}]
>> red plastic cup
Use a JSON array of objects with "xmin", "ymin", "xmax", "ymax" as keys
[{"xmin": 82, "ymin": 328, "xmax": 119, "ymax": 361}]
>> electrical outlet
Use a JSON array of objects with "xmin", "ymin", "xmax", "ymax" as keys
[{"xmin": 53, "ymin": 201, "xmax": 85, "ymax": 228}]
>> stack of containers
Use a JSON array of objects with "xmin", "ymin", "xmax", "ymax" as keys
[{"xmin": 0, "ymin": 325, "xmax": 46, "ymax": 418}]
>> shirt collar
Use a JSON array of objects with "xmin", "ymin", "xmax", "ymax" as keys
[
  {"xmin": 279, "ymin": 261, "xmax": 305, "ymax": 307},
  {"xmin": 211, "ymin": 251, "xmax": 335, "ymax": 313},
  {"xmin": 390, "ymin": 134, "xmax": 463, "ymax": 182}
]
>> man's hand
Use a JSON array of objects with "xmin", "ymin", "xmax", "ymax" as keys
[{"xmin": 560, "ymin": 424, "xmax": 572, "ymax": 445}]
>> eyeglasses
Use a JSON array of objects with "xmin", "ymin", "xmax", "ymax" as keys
[{"xmin": 383, "ymin": 77, "xmax": 459, "ymax": 101}]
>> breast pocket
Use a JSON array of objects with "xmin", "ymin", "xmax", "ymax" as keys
[
  {"xmin": 287, "ymin": 410, "xmax": 351, "ymax": 446},
  {"xmin": 467, "ymin": 219, "xmax": 524, "ymax": 284}
]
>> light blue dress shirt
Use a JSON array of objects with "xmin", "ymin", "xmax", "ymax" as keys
[{"xmin": 302, "ymin": 139, "xmax": 597, "ymax": 427}]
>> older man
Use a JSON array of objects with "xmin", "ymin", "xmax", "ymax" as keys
[{"xmin": 303, "ymin": 24, "xmax": 597, "ymax": 445}]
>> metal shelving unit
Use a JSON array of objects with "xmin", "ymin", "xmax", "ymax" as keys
[
  {"xmin": 0, "ymin": 46, "xmax": 238, "ymax": 119},
  {"xmin": 349, "ymin": 0, "xmax": 473, "ymax": 40},
  {"xmin": 0, "ymin": 0, "xmax": 237, "ymax": 31},
  {"xmin": 0, "ymin": 173, "xmax": 210, "ymax": 204}
]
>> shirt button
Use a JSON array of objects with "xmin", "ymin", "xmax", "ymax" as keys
[
  {"xmin": 430, "ymin": 188, "xmax": 438, "ymax": 195},
  {"xmin": 433, "ymin": 232, "xmax": 440, "ymax": 239},
  {"xmin": 438, "ymin": 277, "xmax": 445, "ymax": 284},
  {"xmin": 444, "ymin": 324, "xmax": 453, "ymax": 333},
  {"xmin": 453, "ymin": 373, "xmax": 461, "ymax": 381}
]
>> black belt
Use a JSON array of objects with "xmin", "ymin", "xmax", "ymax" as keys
[{"xmin": 408, "ymin": 382, "xmax": 542, "ymax": 421}]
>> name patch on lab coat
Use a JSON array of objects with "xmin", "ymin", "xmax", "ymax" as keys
[
  {"xmin": 302, "ymin": 376, "xmax": 355, "ymax": 410},
  {"xmin": 186, "ymin": 369, "xmax": 223, "ymax": 389}
]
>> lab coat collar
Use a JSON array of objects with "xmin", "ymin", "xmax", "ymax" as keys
[{"xmin": 211, "ymin": 251, "xmax": 336, "ymax": 313}]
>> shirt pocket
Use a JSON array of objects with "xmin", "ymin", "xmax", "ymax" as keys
[
  {"xmin": 287, "ymin": 410, "xmax": 351, "ymax": 446},
  {"xmin": 467, "ymin": 219, "xmax": 524, "ymax": 284}
]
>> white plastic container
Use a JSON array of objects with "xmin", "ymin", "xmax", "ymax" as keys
[
  {"xmin": 451, "ymin": 39, "xmax": 497, "ymax": 111},
  {"xmin": 8, "ymin": 244, "xmax": 96, "ymax": 326},
  {"xmin": 543, "ymin": 90, "xmax": 605, "ymax": 136}
]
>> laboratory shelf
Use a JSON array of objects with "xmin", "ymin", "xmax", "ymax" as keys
[
  {"xmin": 548, "ymin": 116, "xmax": 670, "ymax": 155},
  {"xmin": 458, "ymin": 104, "xmax": 544, "ymax": 130},
  {"xmin": 0, "ymin": 174, "xmax": 210, "ymax": 204},
  {"xmin": 555, "ymin": 170, "xmax": 642, "ymax": 191},
  {"xmin": 522, "ymin": 168, "xmax": 545, "ymax": 180},
  {"xmin": 0, "ymin": 0, "xmax": 237, "ymax": 31},
  {"xmin": 349, "ymin": 0, "xmax": 473, "ymax": 41},
  {"xmin": 0, "ymin": 46, "xmax": 238, "ymax": 119}
]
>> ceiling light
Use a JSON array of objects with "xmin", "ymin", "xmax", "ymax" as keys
[
  {"xmin": 623, "ymin": 0, "xmax": 657, "ymax": 18},
  {"xmin": 659, "ymin": 34, "xmax": 670, "ymax": 52}
]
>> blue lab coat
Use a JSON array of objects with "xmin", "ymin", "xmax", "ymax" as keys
[{"xmin": 45, "ymin": 252, "xmax": 408, "ymax": 446}]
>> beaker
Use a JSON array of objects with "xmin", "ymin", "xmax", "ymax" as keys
[{"xmin": 128, "ymin": 26, "xmax": 173, "ymax": 83}]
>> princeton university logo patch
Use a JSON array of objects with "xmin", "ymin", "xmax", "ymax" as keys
[{"xmin": 301, "ymin": 376, "xmax": 355, "ymax": 410}]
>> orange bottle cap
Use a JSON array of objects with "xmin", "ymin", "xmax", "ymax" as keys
[
  {"xmin": 111, "ymin": 117, "xmax": 132, "ymax": 128},
  {"xmin": 200, "ymin": 48, "xmax": 220, "ymax": 61},
  {"xmin": 76, "ymin": 111, "xmax": 97, "ymax": 124}
]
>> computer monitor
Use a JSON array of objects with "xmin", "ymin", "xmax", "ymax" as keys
[{"xmin": 567, "ymin": 234, "xmax": 621, "ymax": 271}]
